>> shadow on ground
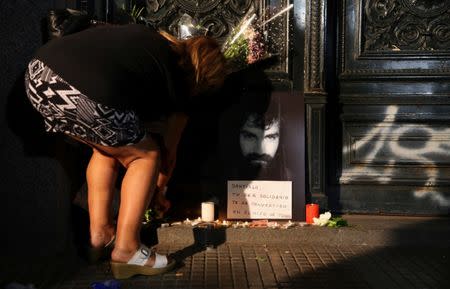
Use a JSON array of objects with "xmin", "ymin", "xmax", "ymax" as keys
[
  {"xmin": 27, "ymin": 216, "xmax": 448, "ymax": 289},
  {"xmin": 264, "ymin": 218, "xmax": 449, "ymax": 289}
]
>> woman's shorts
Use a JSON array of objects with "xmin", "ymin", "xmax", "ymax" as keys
[{"xmin": 25, "ymin": 59, "xmax": 145, "ymax": 147}]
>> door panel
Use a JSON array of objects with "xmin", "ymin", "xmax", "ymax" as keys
[{"xmin": 337, "ymin": 0, "xmax": 450, "ymax": 214}]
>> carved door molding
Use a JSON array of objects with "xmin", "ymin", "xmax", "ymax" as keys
[
  {"xmin": 146, "ymin": 0, "xmax": 255, "ymax": 39},
  {"xmin": 341, "ymin": 0, "xmax": 450, "ymax": 80},
  {"xmin": 363, "ymin": 0, "xmax": 450, "ymax": 54}
]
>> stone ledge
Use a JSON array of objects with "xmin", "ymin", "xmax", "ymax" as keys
[{"xmin": 155, "ymin": 215, "xmax": 450, "ymax": 247}]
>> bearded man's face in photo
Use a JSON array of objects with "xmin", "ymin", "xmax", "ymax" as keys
[{"xmin": 239, "ymin": 113, "xmax": 280, "ymax": 169}]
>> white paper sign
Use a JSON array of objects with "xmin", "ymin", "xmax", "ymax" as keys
[{"xmin": 227, "ymin": 181, "xmax": 292, "ymax": 219}]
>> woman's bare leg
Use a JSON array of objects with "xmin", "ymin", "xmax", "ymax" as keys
[
  {"xmin": 73, "ymin": 134, "xmax": 163, "ymax": 266},
  {"xmin": 87, "ymin": 148, "xmax": 118, "ymax": 247},
  {"xmin": 92, "ymin": 136, "xmax": 161, "ymax": 266}
]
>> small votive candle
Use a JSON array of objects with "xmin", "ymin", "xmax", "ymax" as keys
[
  {"xmin": 306, "ymin": 203, "xmax": 320, "ymax": 224},
  {"xmin": 201, "ymin": 202, "xmax": 215, "ymax": 222}
]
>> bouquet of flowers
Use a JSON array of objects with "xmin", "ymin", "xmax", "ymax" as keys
[
  {"xmin": 221, "ymin": 13, "xmax": 270, "ymax": 72},
  {"xmin": 221, "ymin": 4, "xmax": 293, "ymax": 73},
  {"xmin": 174, "ymin": 4, "xmax": 293, "ymax": 73}
]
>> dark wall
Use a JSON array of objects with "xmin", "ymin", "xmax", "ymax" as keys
[{"xmin": 0, "ymin": 0, "xmax": 85, "ymax": 286}]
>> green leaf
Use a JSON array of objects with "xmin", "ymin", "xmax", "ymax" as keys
[
  {"xmin": 327, "ymin": 217, "xmax": 348, "ymax": 228},
  {"xmin": 129, "ymin": 3, "xmax": 145, "ymax": 23},
  {"xmin": 143, "ymin": 208, "xmax": 157, "ymax": 223}
]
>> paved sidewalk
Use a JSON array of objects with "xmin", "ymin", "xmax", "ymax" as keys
[
  {"xmin": 52, "ymin": 215, "xmax": 450, "ymax": 289},
  {"xmin": 54, "ymin": 244, "xmax": 449, "ymax": 289}
]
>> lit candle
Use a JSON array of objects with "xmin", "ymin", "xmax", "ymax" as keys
[
  {"xmin": 306, "ymin": 204, "xmax": 320, "ymax": 224},
  {"xmin": 201, "ymin": 202, "xmax": 215, "ymax": 222}
]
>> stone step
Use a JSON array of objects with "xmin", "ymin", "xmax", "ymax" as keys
[{"xmin": 152, "ymin": 215, "xmax": 450, "ymax": 247}]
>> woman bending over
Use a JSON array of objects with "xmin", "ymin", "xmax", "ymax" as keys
[{"xmin": 25, "ymin": 23, "xmax": 226, "ymax": 279}]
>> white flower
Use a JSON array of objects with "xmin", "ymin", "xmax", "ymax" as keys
[
  {"xmin": 268, "ymin": 221, "xmax": 280, "ymax": 229},
  {"xmin": 313, "ymin": 211, "xmax": 332, "ymax": 226}
]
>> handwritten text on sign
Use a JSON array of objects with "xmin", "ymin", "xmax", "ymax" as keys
[{"xmin": 227, "ymin": 181, "xmax": 292, "ymax": 219}]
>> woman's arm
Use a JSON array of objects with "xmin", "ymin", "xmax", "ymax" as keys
[
  {"xmin": 159, "ymin": 112, "xmax": 189, "ymax": 183},
  {"xmin": 153, "ymin": 112, "xmax": 189, "ymax": 213}
]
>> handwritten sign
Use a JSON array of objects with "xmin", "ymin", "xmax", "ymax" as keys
[{"xmin": 227, "ymin": 181, "xmax": 292, "ymax": 219}]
